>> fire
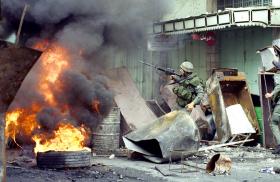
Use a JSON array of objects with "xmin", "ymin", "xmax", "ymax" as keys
[
  {"xmin": 32, "ymin": 123, "xmax": 89, "ymax": 154},
  {"xmin": 5, "ymin": 104, "xmax": 41, "ymax": 145},
  {"xmin": 34, "ymin": 41, "xmax": 70, "ymax": 106},
  {"xmin": 5, "ymin": 40, "xmax": 90, "ymax": 153}
]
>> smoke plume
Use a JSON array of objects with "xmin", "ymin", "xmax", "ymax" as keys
[{"xmin": 2, "ymin": 0, "xmax": 170, "ymax": 144}]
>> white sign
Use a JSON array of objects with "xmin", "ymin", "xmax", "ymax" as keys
[
  {"xmin": 148, "ymin": 34, "xmax": 188, "ymax": 51},
  {"xmin": 258, "ymin": 47, "xmax": 279, "ymax": 71}
]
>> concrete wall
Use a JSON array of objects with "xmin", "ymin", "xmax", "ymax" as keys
[
  {"xmin": 162, "ymin": 0, "xmax": 208, "ymax": 20},
  {"xmin": 272, "ymin": 0, "xmax": 280, "ymax": 6}
]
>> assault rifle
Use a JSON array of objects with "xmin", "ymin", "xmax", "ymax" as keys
[{"xmin": 138, "ymin": 60, "xmax": 181, "ymax": 77}]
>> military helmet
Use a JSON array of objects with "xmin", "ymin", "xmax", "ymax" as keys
[{"xmin": 180, "ymin": 61, "xmax": 193, "ymax": 72}]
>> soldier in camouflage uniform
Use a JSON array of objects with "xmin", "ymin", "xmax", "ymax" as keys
[
  {"xmin": 171, "ymin": 61, "xmax": 204, "ymax": 111},
  {"xmin": 265, "ymin": 72, "xmax": 280, "ymax": 154}
]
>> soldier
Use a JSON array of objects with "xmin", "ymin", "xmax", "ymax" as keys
[
  {"xmin": 171, "ymin": 61, "xmax": 204, "ymax": 111},
  {"xmin": 266, "ymin": 71, "xmax": 280, "ymax": 154}
]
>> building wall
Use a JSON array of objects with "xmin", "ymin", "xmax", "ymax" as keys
[
  {"xmin": 219, "ymin": 27, "xmax": 273, "ymax": 95},
  {"xmin": 162, "ymin": 0, "xmax": 208, "ymax": 20},
  {"xmin": 273, "ymin": 0, "xmax": 280, "ymax": 6},
  {"xmin": 108, "ymin": 2, "xmax": 273, "ymax": 100},
  {"xmin": 107, "ymin": 35, "xmax": 209, "ymax": 101},
  {"xmin": 106, "ymin": 48, "xmax": 161, "ymax": 100},
  {"xmin": 164, "ymin": 39, "xmax": 208, "ymax": 80}
]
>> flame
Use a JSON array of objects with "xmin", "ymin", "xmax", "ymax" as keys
[
  {"xmin": 34, "ymin": 41, "xmax": 70, "ymax": 106},
  {"xmin": 32, "ymin": 123, "xmax": 89, "ymax": 154},
  {"xmin": 5, "ymin": 40, "xmax": 90, "ymax": 153},
  {"xmin": 5, "ymin": 104, "xmax": 41, "ymax": 144}
]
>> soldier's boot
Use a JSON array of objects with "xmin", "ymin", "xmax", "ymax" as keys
[{"xmin": 272, "ymin": 145, "xmax": 280, "ymax": 154}]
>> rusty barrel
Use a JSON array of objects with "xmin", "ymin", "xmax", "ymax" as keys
[{"xmin": 92, "ymin": 107, "xmax": 120, "ymax": 155}]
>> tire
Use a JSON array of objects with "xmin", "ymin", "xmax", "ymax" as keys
[{"xmin": 36, "ymin": 150, "xmax": 92, "ymax": 169}]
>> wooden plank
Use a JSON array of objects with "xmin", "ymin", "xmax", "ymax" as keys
[
  {"xmin": 258, "ymin": 73, "xmax": 276, "ymax": 148},
  {"xmin": 198, "ymin": 139, "xmax": 254, "ymax": 151}
]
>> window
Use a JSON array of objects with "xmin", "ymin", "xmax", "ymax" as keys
[{"xmin": 217, "ymin": 0, "xmax": 272, "ymax": 10}]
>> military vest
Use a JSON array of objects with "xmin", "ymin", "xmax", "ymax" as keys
[{"xmin": 173, "ymin": 73, "xmax": 204, "ymax": 107}]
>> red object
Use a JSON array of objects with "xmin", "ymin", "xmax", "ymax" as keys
[
  {"xmin": 191, "ymin": 33, "xmax": 201, "ymax": 40},
  {"xmin": 205, "ymin": 32, "xmax": 216, "ymax": 46}
]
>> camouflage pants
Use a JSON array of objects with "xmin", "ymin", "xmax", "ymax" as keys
[{"xmin": 270, "ymin": 105, "xmax": 280, "ymax": 145}]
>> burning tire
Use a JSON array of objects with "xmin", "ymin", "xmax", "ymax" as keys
[{"xmin": 36, "ymin": 150, "xmax": 92, "ymax": 169}]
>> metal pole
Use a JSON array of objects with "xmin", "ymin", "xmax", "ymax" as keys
[
  {"xmin": 263, "ymin": 73, "xmax": 272, "ymax": 117},
  {"xmin": 0, "ymin": 113, "xmax": 6, "ymax": 182},
  {"xmin": 15, "ymin": 4, "xmax": 29, "ymax": 47}
]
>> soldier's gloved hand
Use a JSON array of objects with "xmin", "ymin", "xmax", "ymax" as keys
[
  {"xmin": 265, "ymin": 92, "xmax": 273, "ymax": 99},
  {"xmin": 170, "ymin": 75, "xmax": 175, "ymax": 80},
  {"xmin": 186, "ymin": 102, "xmax": 195, "ymax": 112}
]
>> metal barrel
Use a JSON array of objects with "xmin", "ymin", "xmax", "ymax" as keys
[{"xmin": 92, "ymin": 107, "xmax": 120, "ymax": 155}]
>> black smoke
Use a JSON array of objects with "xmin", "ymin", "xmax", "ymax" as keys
[
  {"xmin": 3, "ymin": 0, "xmax": 170, "ymax": 144},
  {"xmin": 2, "ymin": 0, "xmax": 169, "ymax": 55}
]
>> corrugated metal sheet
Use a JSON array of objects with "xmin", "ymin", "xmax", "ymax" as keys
[
  {"xmin": 108, "ymin": 38, "xmax": 208, "ymax": 100},
  {"xmin": 219, "ymin": 27, "xmax": 273, "ymax": 95}
]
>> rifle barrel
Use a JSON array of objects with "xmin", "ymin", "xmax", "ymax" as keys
[
  {"xmin": 138, "ymin": 60, "xmax": 180, "ymax": 76},
  {"xmin": 138, "ymin": 60, "xmax": 156, "ymax": 68}
]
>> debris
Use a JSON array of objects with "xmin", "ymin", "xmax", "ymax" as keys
[
  {"xmin": 36, "ymin": 150, "xmax": 92, "ymax": 169},
  {"xmin": 258, "ymin": 72, "xmax": 276, "ymax": 148},
  {"xmin": 199, "ymin": 139, "xmax": 254, "ymax": 152},
  {"xmin": 109, "ymin": 154, "xmax": 115, "ymax": 159},
  {"xmin": 206, "ymin": 154, "xmax": 232, "ymax": 175},
  {"xmin": 146, "ymin": 100, "xmax": 167, "ymax": 117},
  {"xmin": 123, "ymin": 110, "xmax": 200, "ymax": 163},
  {"xmin": 260, "ymin": 167, "xmax": 276, "ymax": 174},
  {"xmin": 103, "ymin": 67, "xmax": 157, "ymax": 133},
  {"xmin": 257, "ymin": 46, "xmax": 279, "ymax": 72},
  {"xmin": 260, "ymin": 167, "xmax": 280, "ymax": 174},
  {"xmin": 206, "ymin": 70, "xmax": 259, "ymax": 142},
  {"xmin": 114, "ymin": 148, "xmax": 131, "ymax": 157},
  {"xmin": 0, "ymin": 40, "xmax": 42, "ymax": 181},
  {"xmin": 191, "ymin": 105, "xmax": 216, "ymax": 140},
  {"xmin": 154, "ymin": 166, "xmax": 173, "ymax": 176},
  {"xmin": 182, "ymin": 161, "xmax": 205, "ymax": 171},
  {"xmin": 160, "ymin": 85, "xmax": 177, "ymax": 110},
  {"xmin": 119, "ymin": 174, "xmax": 123, "ymax": 179},
  {"xmin": 7, "ymin": 156, "xmax": 36, "ymax": 168},
  {"xmin": 226, "ymin": 104, "xmax": 256, "ymax": 135}
]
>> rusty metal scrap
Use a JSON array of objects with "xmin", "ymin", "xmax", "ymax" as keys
[
  {"xmin": 206, "ymin": 71, "xmax": 259, "ymax": 142},
  {"xmin": 103, "ymin": 67, "xmax": 157, "ymax": 134},
  {"xmin": 123, "ymin": 110, "xmax": 200, "ymax": 163},
  {"xmin": 0, "ymin": 40, "xmax": 41, "ymax": 181},
  {"xmin": 0, "ymin": 41, "xmax": 42, "ymax": 113},
  {"xmin": 206, "ymin": 154, "xmax": 232, "ymax": 175}
]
